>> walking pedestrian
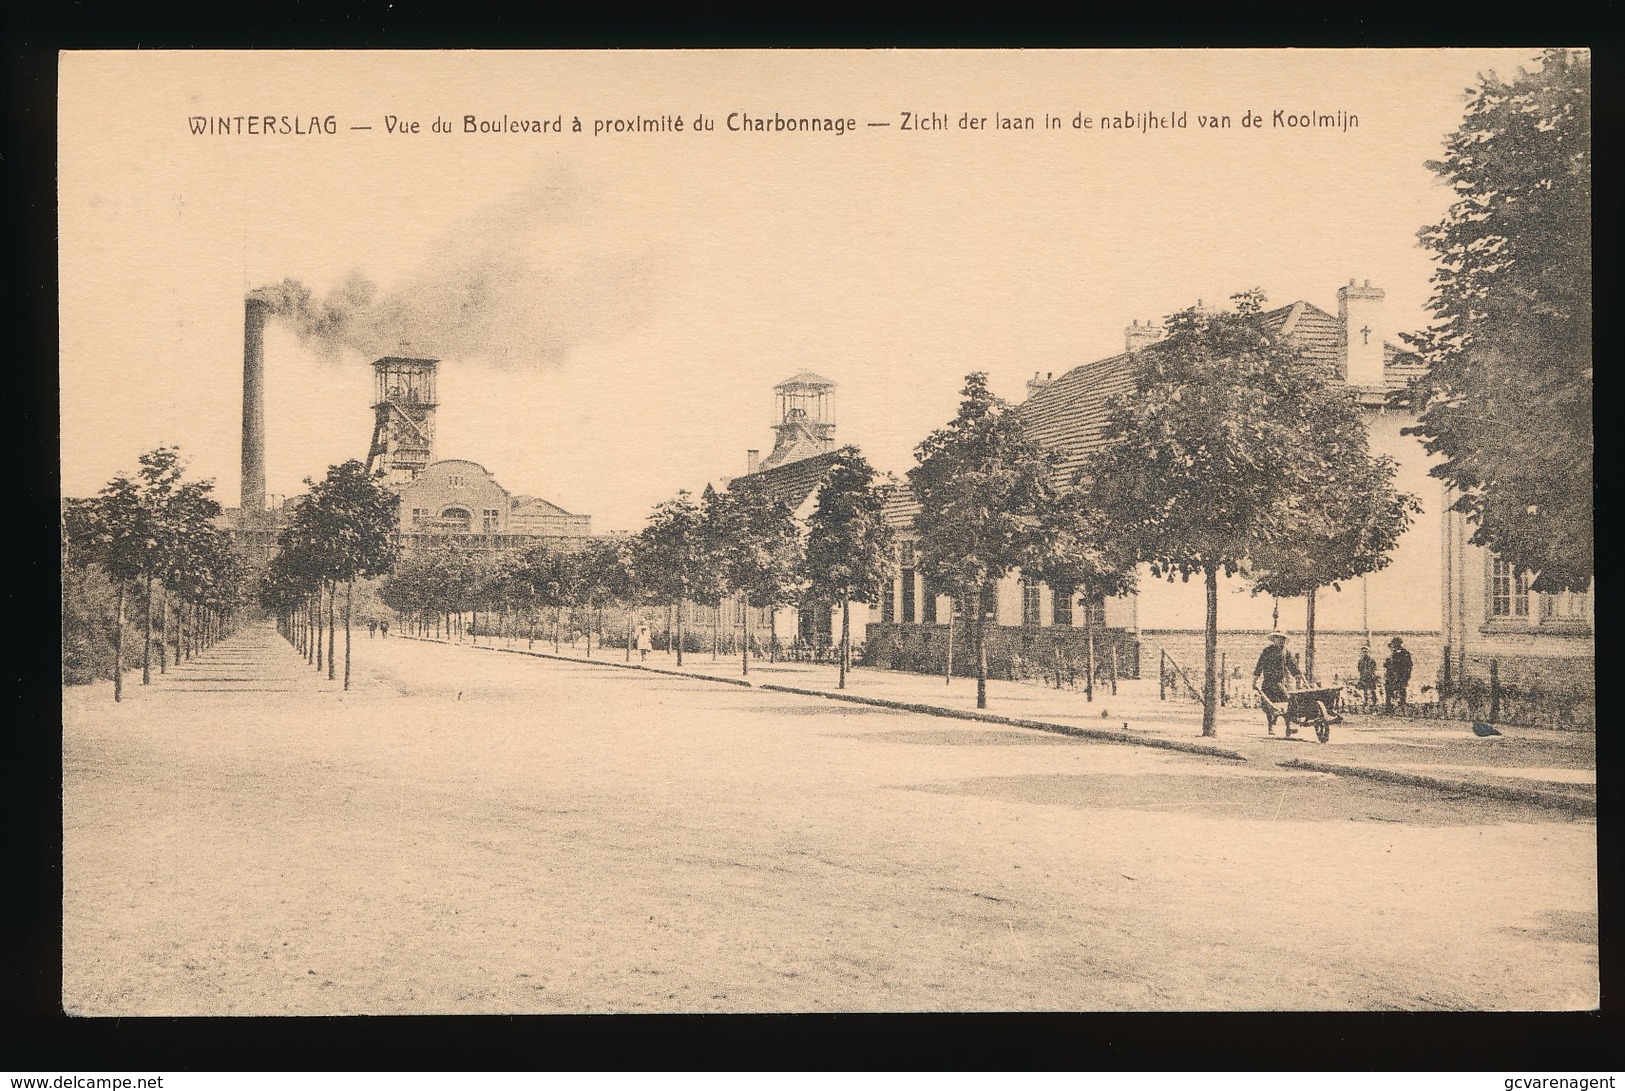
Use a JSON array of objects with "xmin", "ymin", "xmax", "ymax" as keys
[
  {"xmin": 368, "ymin": 618, "xmax": 378, "ymax": 639},
  {"xmin": 1356, "ymin": 645, "xmax": 1378, "ymax": 710},
  {"xmin": 1384, "ymin": 637, "xmax": 1413, "ymax": 712},
  {"xmin": 635, "ymin": 621, "xmax": 653, "ymax": 662},
  {"xmin": 380, "ymin": 619, "xmax": 389, "ymax": 638}
]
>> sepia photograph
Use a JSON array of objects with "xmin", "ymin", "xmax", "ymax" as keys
[{"xmin": 57, "ymin": 48, "xmax": 1594, "ymax": 1018}]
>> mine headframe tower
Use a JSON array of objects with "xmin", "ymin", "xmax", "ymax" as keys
[{"xmin": 366, "ymin": 356, "xmax": 439, "ymax": 486}]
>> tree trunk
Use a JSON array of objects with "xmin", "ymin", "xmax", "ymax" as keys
[
  {"xmin": 1304, "ymin": 587, "xmax": 1318, "ymax": 685},
  {"xmin": 113, "ymin": 582, "xmax": 125, "ymax": 701},
  {"xmin": 1202, "ymin": 565, "xmax": 1219, "ymax": 737},
  {"xmin": 712, "ymin": 603, "xmax": 720, "ymax": 661},
  {"xmin": 945, "ymin": 601, "xmax": 955, "ymax": 685},
  {"xmin": 974, "ymin": 594, "xmax": 988, "ymax": 710},
  {"xmin": 142, "ymin": 573, "xmax": 153, "ymax": 685},
  {"xmin": 344, "ymin": 580, "xmax": 353, "ymax": 691},
  {"xmin": 316, "ymin": 589, "xmax": 325, "ymax": 673},
  {"xmin": 157, "ymin": 586, "xmax": 168, "ymax": 674},
  {"xmin": 839, "ymin": 600, "xmax": 850, "ymax": 689},
  {"xmin": 327, "ymin": 581, "xmax": 336, "ymax": 681},
  {"xmin": 554, "ymin": 606, "xmax": 561, "ymax": 653},
  {"xmin": 1085, "ymin": 615, "xmax": 1096, "ymax": 702},
  {"xmin": 740, "ymin": 592, "xmax": 751, "ymax": 676},
  {"xmin": 675, "ymin": 600, "xmax": 685, "ymax": 667}
]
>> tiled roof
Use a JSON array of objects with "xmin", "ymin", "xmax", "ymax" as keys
[
  {"xmin": 1016, "ymin": 298, "xmax": 1422, "ymax": 484},
  {"xmin": 511, "ymin": 495, "xmax": 575, "ymax": 517},
  {"xmin": 873, "ymin": 294, "xmax": 1426, "ymax": 535},
  {"xmin": 878, "ymin": 483, "xmax": 922, "ymax": 530},
  {"xmin": 1382, "ymin": 342, "xmax": 1427, "ymax": 391},
  {"xmin": 728, "ymin": 449, "xmax": 843, "ymax": 510},
  {"xmin": 1016, "ymin": 350, "xmax": 1141, "ymax": 484}
]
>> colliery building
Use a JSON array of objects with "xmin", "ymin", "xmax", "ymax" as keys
[{"xmin": 227, "ymin": 299, "xmax": 590, "ymax": 559}]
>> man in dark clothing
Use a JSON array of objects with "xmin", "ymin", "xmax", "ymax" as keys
[
  {"xmin": 1254, "ymin": 631, "xmax": 1301, "ymax": 735},
  {"xmin": 1356, "ymin": 645, "xmax": 1379, "ymax": 710},
  {"xmin": 1384, "ymin": 636, "xmax": 1413, "ymax": 712}
]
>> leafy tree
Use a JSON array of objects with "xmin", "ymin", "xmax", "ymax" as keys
[
  {"xmin": 288, "ymin": 461, "xmax": 400, "ymax": 687},
  {"xmin": 716, "ymin": 479, "xmax": 806, "ymax": 677},
  {"xmin": 694, "ymin": 484, "xmax": 738, "ymax": 661},
  {"xmin": 63, "ymin": 447, "xmax": 237, "ymax": 700},
  {"xmin": 803, "ymin": 447, "xmax": 894, "ymax": 688},
  {"xmin": 630, "ymin": 491, "xmax": 709, "ymax": 666},
  {"xmin": 1404, "ymin": 49, "xmax": 1591, "ymax": 593},
  {"xmin": 908, "ymin": 373, "xmax": 1064, "ymax": 709},
  {"xmin": 1083, "ymin": 292, "xmax": 1335, "ymax": 737},
  {"xmin": 574, "ymin": 538, "xmax": 633, "ymax": 657},
  {"xmin": 64, "ymin": 478, "xmax": 148, "ymax": 700},
  {"xmin": 1028, "ymin": 486, "xmax": 1139, "ymax": 697},
  {"xmin": 1248, "ymin": 432, "xmax": 1419, "ymax": 684}
]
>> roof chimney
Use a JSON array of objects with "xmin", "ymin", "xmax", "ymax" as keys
[
  {"xmin": 1125, "ymin": 318, "xmax": 1166, "ymax": 354},
  {"xmin": 746, "ymin": 449, "xmax": 760, "ymax": 475},
  {"xmin": 1336, "ymin": 278, "xmax": 1387, "ymax": 387},
  {"xmin": 1025, "ymin": 370, "xmax": 1055, "ymax": 399}
]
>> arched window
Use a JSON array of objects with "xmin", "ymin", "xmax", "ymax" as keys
[{"xmin": 440, "ymin": 507, "xmax": 472, "ymax": 532}]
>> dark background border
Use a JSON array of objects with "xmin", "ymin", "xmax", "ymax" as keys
[{"xmin": 8, "ymin": 4, "xmax": 1617, "ymax": 1072}]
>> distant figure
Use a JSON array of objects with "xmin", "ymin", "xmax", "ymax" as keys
[
  {"xmin": 380, "ymin": 619, "xmax": 389, "ymax": 638},
  {"xmin": 368, "ymin": 619, "xmax": 378, "ymax": 639},
  {"xmin": 1384, "ymin": 636, "xmax": 1413, "ymax": 712},
  {"xmin": 1253, "ymin": 631, "xmax": 1303, "ymax": 736},
  {"xmin": 635, "ymin": 622, "xmax": 653, "ymax": 662},
  {"xmin": 1356, "ymin": 645, "xmax": 1379, "ymax": 709}
]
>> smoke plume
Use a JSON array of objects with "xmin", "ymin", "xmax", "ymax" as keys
[{"xmin": 250, "ymin": 178, "xmax": 657, "ymax": 366}]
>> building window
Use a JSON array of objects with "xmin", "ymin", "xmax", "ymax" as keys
[
  {"xmin": 448, "ymin": 474, "xmax": 464, "ymax": 486},
  {"xmin": 1539, "ymin": 587, "xmax": 1591, "ymax": 621},
  {"xmin": 482, "ymin": 508, "xmax": 500, "ymax": 533},
  {"xmin": 1052, "ymin": 589, "xmax": 1073, "ymax": 627},
  {"xmin": 1487, "ymin": 555, "xmax": 1530, "ymax": 619},
  {"xmin": 411, "ymin": 508, "xmax": 427, "ymax": 526},
  {"xmin": 1021, "ymin": 578, "xmax": 1043, "ymax": 626},
  {"xmin": 880, "ymin": 578, "xmax": 894, "ymax": 624},
  {"xmin": 921, "ymin": 577, "xmax": 937, "ymax": 624}
]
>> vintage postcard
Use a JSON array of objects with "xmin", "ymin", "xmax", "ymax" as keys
[{"xmin": 59, "ymin": 49, "xmax": 1595, "ymax": 1015}]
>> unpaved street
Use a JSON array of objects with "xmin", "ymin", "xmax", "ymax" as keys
[{"xmin": 62, "ymin": 626, "xmax": 1597, "ymax": 1014}]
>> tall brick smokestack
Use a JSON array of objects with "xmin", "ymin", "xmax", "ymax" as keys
[{"xmin": 241, "ymin": 297, "xmax": 269, "ymax": 520}]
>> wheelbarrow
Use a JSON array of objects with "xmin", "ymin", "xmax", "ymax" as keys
[{"xmin": 1261, "ymin": 685, "xmax": 1344, "ymax": 743}]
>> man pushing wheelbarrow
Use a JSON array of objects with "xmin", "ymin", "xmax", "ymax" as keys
[{"xmin": 1253, "ymin": 631, "xmax": 1344, "ymax": 743}]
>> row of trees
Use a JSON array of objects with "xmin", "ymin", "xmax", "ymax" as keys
[
  {"xmin": 907, "ymin": 294, "xmax": 1417, "ymax": 732},
  {"xmin": 63, "ymin": 447, "xmax": 249, "ymax": 699},
  {"xmin": 258, "ymin": 460, "xmax": 401, "ymax": 690},
  {"xmin": 376, "ymin": 537, "xmax": 626, "ymax": 653},
  {"xmin": 372, "ymin": 451, "xmax": 897, "ymax": 690}
]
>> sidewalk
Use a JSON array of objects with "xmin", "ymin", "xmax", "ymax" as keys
[{"xmin": 408, "ymin": 633, "xmax": 1596, "ymax": 815}]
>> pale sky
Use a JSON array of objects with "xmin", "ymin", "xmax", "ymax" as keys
[{"xmin": 60, "ymin": 49, "xmax": 1547, "ymax": 532}]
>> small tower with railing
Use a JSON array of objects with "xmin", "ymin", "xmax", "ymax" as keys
[
  {"xmin": 366, "ymin": 357, "xmax": 439, "ymax": 486},
  {"xmin": 759, "ymin": 371, "xmax": 837, "ymax": 471}
]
